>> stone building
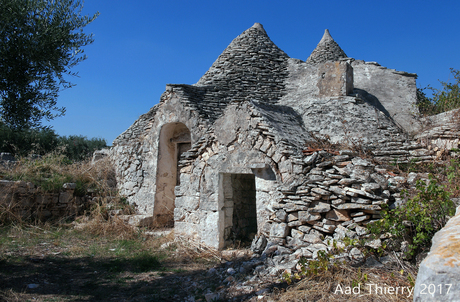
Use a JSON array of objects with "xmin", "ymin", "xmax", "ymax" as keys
[{"xmin": 111, "ymin": 23, "xmax": 428, "ymax": 249}]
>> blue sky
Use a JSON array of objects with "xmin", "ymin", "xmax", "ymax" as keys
[{"xmin": 47, "ymin": 0, "xmax": 460, "ymax": 144}]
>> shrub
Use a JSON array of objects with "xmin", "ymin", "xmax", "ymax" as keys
[
  {"xmin": 58, "ymin": 135, "xmax": 107, "ymax": 161},
  {"xmin": 417, "ymin": 68, "xmax": 460, "ymax": 115},
  {"xmin": 368, "ymin": 174, "xmax": 456, "ymax": 258},
  {"xmin": 0, "ymin": 124, "xmax": 107, "ymax": 162},
  {"xmin": 0, "ymin": 123, "xmax": 59, "ymax": 156}
]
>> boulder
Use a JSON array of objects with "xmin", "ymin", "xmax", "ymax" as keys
[{"xmin": 414, "ymin": 206, "xmax": 460, "ymax": 301}]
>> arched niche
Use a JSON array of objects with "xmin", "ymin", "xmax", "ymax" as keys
[{"xmin": 154, "ymin": 122, "xmax": 191, "ymax": 227}]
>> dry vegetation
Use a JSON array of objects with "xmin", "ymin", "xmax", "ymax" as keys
[
  {"xmin": 272, "ymin": 263, "xmax": 415, "ymax": 302},
  {"xmin": 0, "ymin": 151, "xmax": 458, "ymax": 301}
]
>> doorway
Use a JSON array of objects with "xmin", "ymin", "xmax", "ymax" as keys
[
  {"xmin": 222, "ymin": 173, "xmax": 257, "ymax": 247},
  {"xmin": 155, "ymin": 122, "xmax": 191, "ymax": 227}
]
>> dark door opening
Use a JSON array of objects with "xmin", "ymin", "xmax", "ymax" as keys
[{"xmin": 223, "ymin": 174, "xmax": 257, "ymax": 247}]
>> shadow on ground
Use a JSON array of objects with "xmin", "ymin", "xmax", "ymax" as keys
[{"xmin": 0, "ymin": 253, "xmax": 283, "ymax": 301}]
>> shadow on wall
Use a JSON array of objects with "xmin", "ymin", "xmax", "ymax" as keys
[
  {"xmin": 253, "ymin": 101, "xmax": 307, "ymax": 129},
  {"xmin": 354, "ymin": 88, "xmax": 392, "ymax": 119}
]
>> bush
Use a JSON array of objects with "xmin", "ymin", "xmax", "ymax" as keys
[
  {"xmin": 417, "ymin": 68, "xmax": 460, "ymax": 115},
  {"xmin": 0, "ymin": 123, "xmax": 59, "ymax": 156},
  {"xmin": 0, "ymin": 124, "xmax": 107, "ymax": 161},
  {"xmin": 58, "ymin": 135, "xmax": 107, "ymax": 161},
  {"xmin": 368, "ymin": 175, "xmax": 456, "ymax": 259}
]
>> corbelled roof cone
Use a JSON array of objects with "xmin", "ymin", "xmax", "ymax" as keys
[
  {"xmin": 195, "ymin": 23, "xmax": 289, "ymax": 105},
  {"xmin": 306, "ymin": 29, "xmax": 347, "ymax": 64}
]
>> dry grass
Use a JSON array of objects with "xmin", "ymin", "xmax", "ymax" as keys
[
  {"xmin": 72, "ymin": 214, "xmax": 140, "ymax": 240},
  {"xmin": 0, "ymin": 154, "xmax": 133, "ymax": 226},
  {"xmin": 271, "ymin": 258, "xmax": 415, "ymax": 302},
  {"xmin": 1, "ymin": 146, "xmax": 457, "ymax": 301},
  {"xmin": 1, "ymin": 152, "xmax": 117, "ymax": 195},
  {"xmin": 0, "ymin": 219, "xmax": 225, "ymax": 302}
]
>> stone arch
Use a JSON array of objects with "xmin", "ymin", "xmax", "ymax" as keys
[{"xmin": 154, "ymin": 122, "xmax": 191, "ymax": 227}]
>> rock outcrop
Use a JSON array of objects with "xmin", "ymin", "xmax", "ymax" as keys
[{"xmin": 414, "ymin": 206, "xmax": 460, "ymax": 302}]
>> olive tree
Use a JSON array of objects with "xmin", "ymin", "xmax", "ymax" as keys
[{"xmin": 0, "ymin": 0, "xmax": 99, "ymax": 130}]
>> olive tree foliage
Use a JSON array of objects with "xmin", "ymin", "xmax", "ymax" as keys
[
  {"xmin": 417, "ymin": 68, "xmax": 460, "ymax": 115},
  {"xmin": 0, "ymin": 0, "xmax": 99, "ymax": 130}
]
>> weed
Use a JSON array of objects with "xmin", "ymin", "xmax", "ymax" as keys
[
  {"xmin": 369, "ymin": 174, "xmax": 456, "ymax": 259},
  {"xmin": 351, "ymin": 268, "xmax": 368, "ymax": 288},
  {"xmin": 342, "ymin": 237, "xmax": 359, "ymax": 247},
  {"xmin": 131, "ymin": 251, "xmax": 162, "ymax": 272}
]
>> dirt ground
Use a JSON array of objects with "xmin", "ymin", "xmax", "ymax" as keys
[
  {"xmin": 0, "ymin": 225, "xmax": 231, "ymax": 301},
  {"xmin": 0, "ymin": 224, "xmax": 416, "ymax": 302}
]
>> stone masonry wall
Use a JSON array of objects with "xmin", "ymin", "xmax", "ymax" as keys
[
  {"xmin": 416, "ymin": 108, "xmax": 460, "ymax": 152},
  {"xmin": 173, "ymin": 100, "xmax": 315, "ymax": 248},
  {"xmin": 170, "ymin": 98, "xmax": 433, "ymax": 250},
  {"xmin": 0, "ymin": 180, "xmax": 89, "ymax": 221},
  {"xmin": 110, "ymin": 23, "xmax": 457, "ymax": 252},
  {"xmin": 351, "ymin": 60, "xmax": 420, "ymax": 134},
  {"xmin": 280, "ymin": 58, "xmax": 420, "ymax": 146},
  {"xmin": 267, "ymin": 151, "xmax": 406, "ymax": 252},
  {"xmin": 111, "ymin": 88, "xmax": 211, "ymax": 214}
]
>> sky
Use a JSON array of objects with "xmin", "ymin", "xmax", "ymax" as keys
[{"xmin": 45, "ymin": 0, "xmax": 460, "ymax": 145}]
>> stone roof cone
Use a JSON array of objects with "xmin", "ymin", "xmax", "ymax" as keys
[
  {"xmin": 306, "ymin": 29, "xmax": 347, "ymax": 64},
  {"xmin": 195, "ymin": 23, "xmax": 289, "ymax": 103}
]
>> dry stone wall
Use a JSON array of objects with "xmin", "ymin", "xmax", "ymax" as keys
[
  {"xmin": 351, "ymin": 60, "xmax": 420, "ymax": 133},
  {"xmin": 109, "ymin": 22, "xmax": 457, "ymax": 254},
  {"xmin": 306, "ymin": 29, "xmax": 347, "ymax": 64},
  {"xmin": 267, "ymin": 152, "xmax": 404, "ymax": 251},
  {"xmin": 0, "ymin": 180, "xmax": 89, "ymax": 221},
  {"xmin": 416, "ymin": 108, "xmax": 460, "ymax": 152},
  {"xmin": 169, "ymin": 98, "xmax": 426, "ymax": 251},
  {"xmin": 280, "ymin": 58, "xmax": 420, "ymax": 146},
  {"xmin": 112, "ymin": 89, "xmax": 211, "ymax": 215}
]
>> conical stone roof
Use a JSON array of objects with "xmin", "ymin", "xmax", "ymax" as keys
[
  {"xmin": 306, "ymin": 29, "xmax": 347, "ymax": 64},
  {"xmin": 195, "ymin": 23, "xmax": 290, "ymax": 105}
]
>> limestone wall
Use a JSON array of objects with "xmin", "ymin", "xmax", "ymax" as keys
[
  {"xmin": 170, "ymin": 99, "xmax": 422, "ymax": 249},
  {"xmin": 351, "ymin": 60, "xmax": 420, "ymax": 134},
  {"xmin": 0, "ymin": 180, "xmax": 88, "ymax": 221},
  {"xmin": 279, "ymin": 58, "xmax": 420, "ymax": 146},
  {"xmin": 111, "ymin": 88, "xmax": 210, "ymax": 215},
  {"xmin": 414, "ymin": 206, "xmax": 460, "ymax": 301},
  {"xmin": 416, "ymin": 108, "xmax": 460, "ymax": 152},
  {"xmin": 173, "ymin": 119, "xmax": 420, "ymax": 251}
]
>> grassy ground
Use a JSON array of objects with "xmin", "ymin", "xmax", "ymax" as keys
[
  {"xmin": 1, "ymin": 153, "xmax": 456, "ymax": 301},
  {"xmin": 0, "ymin": 219, "xmax": 417, "ymax": 302},
  {"xmin": 0, "ymin": 221, "xmax": 223, "ymax": 302}
]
